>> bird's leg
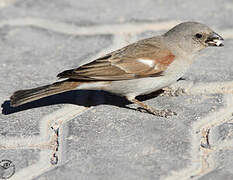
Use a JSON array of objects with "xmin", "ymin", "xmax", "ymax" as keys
[{"xmin": 127, "ymin": 98, "xmax": 177, "ymax": 118}]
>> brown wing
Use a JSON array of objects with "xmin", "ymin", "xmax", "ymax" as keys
[{"xmin": 57, "ymin": 37, "xmax": 175, "ymax": 81}]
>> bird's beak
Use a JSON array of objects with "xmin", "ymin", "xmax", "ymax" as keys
[{"xmin": 205, "ymin": 32, "xmax": 224, "ymax": 47}]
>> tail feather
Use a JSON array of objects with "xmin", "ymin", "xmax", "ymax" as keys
[{"xmin": 10, "ymin": 80, "xmax": 79, "ymax": 107}]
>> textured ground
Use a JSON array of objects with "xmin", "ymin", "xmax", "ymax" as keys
[{"xmin": 0, "ymin": 0, "xmax": 233, "ymax": 180}]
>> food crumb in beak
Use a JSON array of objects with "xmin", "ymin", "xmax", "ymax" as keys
[{"xmin": 214, "ymin": 39, "xmax": 223, "ymax": 46}]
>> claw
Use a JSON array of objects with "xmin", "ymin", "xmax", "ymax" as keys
[{"xmin": 137, "ymin": 107, "xmax": 177, "ymax": 118}]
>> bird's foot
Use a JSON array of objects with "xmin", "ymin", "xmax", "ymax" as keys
[
  {"xmin": 161, "ymin": 87, "xmax": 186, "ymax": 97},
  {"xmin": 128, "ymin": 97, "xmax": 177, "ymax": 118},
  {"xmin": 137, "ymin": 107, "xmax": 177, "ymax": 118}
]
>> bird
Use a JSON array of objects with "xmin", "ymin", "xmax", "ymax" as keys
[{"xmin": 10, "ymin": 21, "xmax": 224, "ymax": 117}]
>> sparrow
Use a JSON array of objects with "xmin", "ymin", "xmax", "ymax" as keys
[{"xmin": 10, "ymin": 22, "xmax": 224, "ymax": 117}]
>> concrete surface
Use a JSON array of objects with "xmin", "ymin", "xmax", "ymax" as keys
[{"xmin": 0, "ymin": 0, "xmax": 233, "ymax": 180}]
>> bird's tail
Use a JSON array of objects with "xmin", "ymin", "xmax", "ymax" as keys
[{"xmin": 10, "ymin": 80, "xmax": 80, "ymax": 107}]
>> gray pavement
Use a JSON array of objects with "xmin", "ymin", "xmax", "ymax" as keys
[{"xmin": 0, "ymin": 0, "xmax": 233, "ymax": 180}]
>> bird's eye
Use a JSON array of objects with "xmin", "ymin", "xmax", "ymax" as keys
[{"xmin": 195, "ymin": 33, "xmax": 203, "ymax": 39}]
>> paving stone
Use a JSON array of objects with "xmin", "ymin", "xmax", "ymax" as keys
[
  {"xmin": 35, "ymin": 94, "xmax": 223, "ymax": 180},
  {"xmin": 0, "ymin": 0, "xmax": 233, "ymax": 29}
]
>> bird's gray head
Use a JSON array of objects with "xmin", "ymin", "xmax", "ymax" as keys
[{"xmin": 163, "ymin": 21, "xmax": 224, "ymax": 55}]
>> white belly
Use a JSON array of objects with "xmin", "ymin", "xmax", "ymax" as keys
[{"xmin": 105, "ymin": 73, "xmax": 178, "ymax": 98}]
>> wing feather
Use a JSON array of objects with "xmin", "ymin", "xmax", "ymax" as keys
[{"xmin": 57, "ymin": 37, "xmax": 175, "ymax": 81}]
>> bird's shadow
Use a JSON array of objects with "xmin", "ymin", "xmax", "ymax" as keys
[{"xmin": 1, "ymin": 89, "xmax": 164, "ymax": 115}]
